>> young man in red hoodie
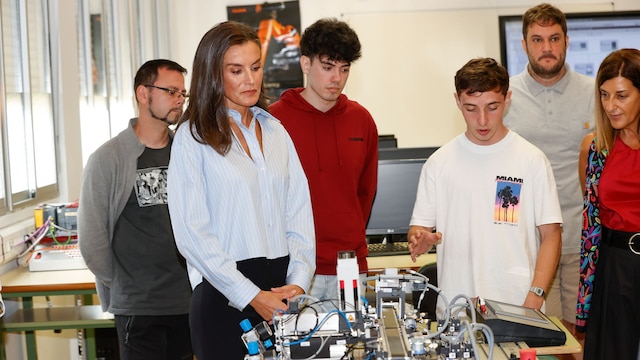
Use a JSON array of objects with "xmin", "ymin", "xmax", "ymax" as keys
[{"xmin": 270, "ymin": 18, "xmax": 378, "ymax": 305}]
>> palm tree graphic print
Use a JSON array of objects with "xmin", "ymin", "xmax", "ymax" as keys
[{"xmin": 494, "ymin": 179, "xmax": 522, "ymax": 223}]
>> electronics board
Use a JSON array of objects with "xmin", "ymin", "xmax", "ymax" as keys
[{"xmin": 28, "ymin": 244, "xmax": 87, "ymax": 272}]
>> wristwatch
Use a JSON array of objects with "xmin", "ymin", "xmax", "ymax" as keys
[{"xmin": 529, "ymin": 286, "xmax": 545, "ymax": 297}]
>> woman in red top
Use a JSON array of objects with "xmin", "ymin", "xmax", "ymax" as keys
[{"xmin": 579, "ymin": 48, "xmax": 640, "ymax": 360}]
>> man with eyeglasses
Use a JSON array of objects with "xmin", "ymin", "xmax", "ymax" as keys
[{"xmin": 79, "ymin": 59, "xmax": 193, "ymax": 360}]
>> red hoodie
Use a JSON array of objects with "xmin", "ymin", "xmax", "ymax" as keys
[{"xmin": 270, "ymin": 88, "xmax": 378, "ymax": 275}]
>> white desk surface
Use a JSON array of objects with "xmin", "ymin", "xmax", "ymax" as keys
[
  {"xmin": 534, "ymin": 317, "xmax": 582, "ymax": 355},
  {"xmin": 366, "ymin": 252, "xmax": 436, "ymax": 272},
  {"xmin": 0, "ymin": 266, "xmax": 96, "ymax": 293},
  {"xmin": 0, "ymin": 253, "xmax": 435, "ymax": 293}
]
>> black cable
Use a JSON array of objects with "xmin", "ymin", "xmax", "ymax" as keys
[{"xmin": 294, "ymin": 303, "xmax": 319, "ymax": 335}]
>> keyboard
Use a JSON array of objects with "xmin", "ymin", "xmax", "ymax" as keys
[
  {"xmin": 29, "ymin": 244, "xmax": 88, "ymax": 272},
  {"xmin": 367, "ymin": 242, "xmax": 410, "ymax": 257}
]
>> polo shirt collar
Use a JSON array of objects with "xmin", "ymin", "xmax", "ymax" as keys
[{"xmin": 522, "ymin": 63, "xmax": 572, "ymax": 96}]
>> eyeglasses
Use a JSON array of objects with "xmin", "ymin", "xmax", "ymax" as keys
[{"xmin": 144, "ymin": 84, "xmax": 189, "ymax": 98}]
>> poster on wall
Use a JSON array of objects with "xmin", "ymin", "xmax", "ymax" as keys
[{"xmin": 227, "ymin": 1, "xmax": 303, "ymax": 102}]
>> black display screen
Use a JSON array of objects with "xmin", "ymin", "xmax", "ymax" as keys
[{"xmin": 366, "ymin": 147, "xmax": 438, "ymax": 237}]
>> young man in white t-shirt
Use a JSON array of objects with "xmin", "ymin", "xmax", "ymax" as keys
[{"xmin": 408, "ymin": 58, "xmax": 562, "ymax": 312}]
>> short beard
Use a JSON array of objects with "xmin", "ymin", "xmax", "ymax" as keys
[
  {"xmin": 529, "ymin": 59, "xmax": 565, "ymax": 78},
  {"xmin": 526, "ymin": 49, "xmax": 566, "ymax": 79},
  {"xmin": 149, "ymin": 97, "xmax": 180, "ymax": 125},
  {"xmin": 150, "ymin": 108, "xmax": 180, "ymax": 125}
]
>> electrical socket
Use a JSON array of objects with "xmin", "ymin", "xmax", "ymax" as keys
[{"xmin": 1, "ymin": 219, "xmax": 34, "ymax": 265}]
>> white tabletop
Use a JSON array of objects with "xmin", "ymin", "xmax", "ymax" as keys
[
  {"xmin": 366, "ymin": 253, "xmax": 436, "ymax": 272},
  {"xmin": 0, "ymin": 254, "xmax": 436, "ymax": 294},
  {"xmin": 0, "ymin": 266, "xmax": 96, "ymax": 294}
]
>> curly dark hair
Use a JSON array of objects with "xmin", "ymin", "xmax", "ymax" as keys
[{"xmin": 300, "ymin": 18, "xmax": 361, "ymax": 63}]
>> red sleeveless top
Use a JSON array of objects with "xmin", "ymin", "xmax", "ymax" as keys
[{"xmin": 599, "ymin": 136, "xmax": 640, "ymax": 232}]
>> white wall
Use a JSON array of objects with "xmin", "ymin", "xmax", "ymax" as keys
[{"xmin": 170, "ymin": 0, "xmax": 640, "ymax": 147}]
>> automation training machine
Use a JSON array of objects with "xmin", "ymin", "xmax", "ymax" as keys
[{"xmin": 239, "ymin": 263, "xmax": 567, "ymax": 360}]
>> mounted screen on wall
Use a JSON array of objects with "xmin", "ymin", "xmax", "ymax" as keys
[{"xmin": 499, "ymin": 11, "xmax": 640, "ymax": 77}]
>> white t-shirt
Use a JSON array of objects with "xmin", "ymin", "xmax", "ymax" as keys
[{"xmin": 410, "ymin": 130, "xmax": 562, "ymax": 309}]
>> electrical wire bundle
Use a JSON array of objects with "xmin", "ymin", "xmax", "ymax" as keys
[
  {"xmin": 16, "ymin": 216, "xmax": 78, "ymax": 266},
  {"xmin": 272, "ymin": 294, "xmax": 362, "ymax": 360}
]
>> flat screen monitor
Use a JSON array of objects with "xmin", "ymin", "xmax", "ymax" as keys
[
  {"xmin": 378, "ymin": 147, "xmax": 438, "ymax": 161},
  {"xmin": 366, "ymin": 157, "xmax": 426, "ymax": 237},
  {"xmin": 499, "ymin": 11, "xmax": 640, "ymax": 77}
]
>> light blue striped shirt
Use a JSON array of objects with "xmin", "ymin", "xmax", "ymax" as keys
[{"xmin": 168, "ymin": 107, "xmax": 315, "ymax": 311}]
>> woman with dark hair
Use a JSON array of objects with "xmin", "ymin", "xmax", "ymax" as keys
[
  {"xmin": 577, "ymin": 48, "xmax": 640, "ymax": 359},
  {"xmin": 167, "ymin": 21, "xmax": 315, "ymax": 359}
]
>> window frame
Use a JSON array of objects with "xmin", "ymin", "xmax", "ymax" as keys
[{"xmin": 0, "ymin": 0, "xmax": 59, "ymax": 215}]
